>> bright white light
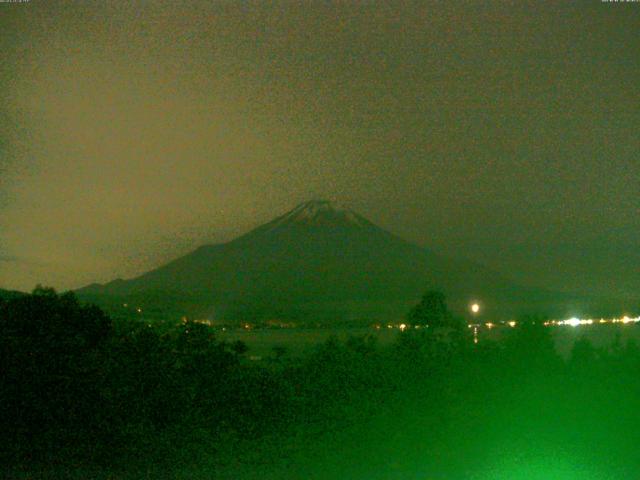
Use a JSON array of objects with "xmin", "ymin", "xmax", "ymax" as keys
[
  {"xmin": 542, "ymin": 316, "xmax": 640, "ymax": 327},
  {"xmin": 399, "ymin": 323, "xmax": 407, "ymax": 331},
  {"xmin": 471, "ymin": 303, "xmax": 480, "ymax": 314},
  {"xmin": 507, "ymin": 321, "xmax": 516, "ymax": 327}
]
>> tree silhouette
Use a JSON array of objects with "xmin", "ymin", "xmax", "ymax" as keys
[
  {"xmin": 231, "ymin": 339, "xmax": 249, "ymax": 356},
  {"xmin": 0, "ymin": 287, "xmax": 113, "ymax": 460},
  {"xmin": 407, "ymin": 290, "xmax": 455, "ymax": 328}
]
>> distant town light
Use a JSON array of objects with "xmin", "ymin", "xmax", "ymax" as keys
[{"xmin": 471, "ymin": 303, "xmax": 480, "ymax": 314}]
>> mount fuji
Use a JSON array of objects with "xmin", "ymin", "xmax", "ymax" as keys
[{"xmin": 78, "ymin": 200, "xmax": 590, "ymax": 323}]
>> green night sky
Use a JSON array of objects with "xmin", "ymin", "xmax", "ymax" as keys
[{"xmin": 0, "ymin": 1, "xmax": 638, "ymax": 297}]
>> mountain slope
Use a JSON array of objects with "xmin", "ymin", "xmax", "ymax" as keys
[{"xmin": 77, "ymin": 200, "xmax": 592, "ymax": 322}]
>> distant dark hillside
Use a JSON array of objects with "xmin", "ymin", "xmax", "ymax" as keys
[{"xmin": 77, "ymin": 200, "xmax": 619, "ymax": 323}]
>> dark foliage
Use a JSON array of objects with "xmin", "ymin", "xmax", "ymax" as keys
[
  {"xmin": 406, "ymin": 290, "xmax": 464, "ymax": 330},
  {"xmin": 2, "ymin": 289, "xmax": 640, "ymax": 479}
]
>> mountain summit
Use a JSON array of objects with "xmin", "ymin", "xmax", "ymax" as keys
[
  {"xmin": 78, "ymin": 200, "xmax": 583, "ymax": 322},
  {"xmin": 270, "ymin": 200, "xmax": 372, "ymax": 228},
  {"xmin": 240, "ymin": 200, "xmax": 374, "ymax": 242}
]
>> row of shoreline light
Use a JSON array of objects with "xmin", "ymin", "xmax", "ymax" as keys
[
  {"xmin": 466, "ymin": 315, "xmax": 640, "ymax": 330},
  {"xmin": 547, "ymin": 316, "xmax": 640, "ymax": 327}
]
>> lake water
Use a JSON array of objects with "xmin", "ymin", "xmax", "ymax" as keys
[{"xmin": 217, "ymin": 323, "xmax": 640, "ymax": 359}]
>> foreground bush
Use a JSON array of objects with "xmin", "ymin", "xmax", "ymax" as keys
[{"xmin": 2, "ymin": 289, "xmax": 640, "ymax": 479}]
